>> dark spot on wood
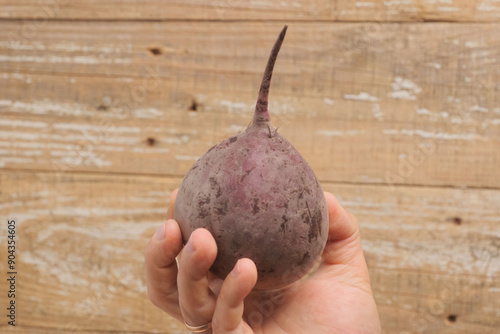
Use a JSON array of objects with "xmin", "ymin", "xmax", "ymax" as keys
[
  {"xmin": 229, "ymin": 136, "xmax": 238, "ymax": 143},
  {"xmin": 252, "ymin": 198, "xmax": 260, "ymax": 215},
  {"xmin": 189, "ymin": 99, "xmax": 198, "ymax": 111},
  {"xmin": 146, "ymin": 137, "xmax": 156, "ymax": 146},
  {"xmin": 96, "ymin": 104, "xmax": 108, "ymax": 111},
  {"xmin": 148, "ymin": 47, "xmax": 162, "ymax": 56},
  {"xmin": 447, "ymin": 314, "xmax": 457, "ymax": 323},
  {"xmin": 298, "ymin": 191, "xmax": 303, "ymax": 199},
  {"xmin": 452, "ymin": 217, "xmax": 462, "ymax": 225}
]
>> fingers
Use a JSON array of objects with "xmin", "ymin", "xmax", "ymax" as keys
[
  {"xmin": 324, "ymin": 191, "xmax": 359, "ymax": 242},
  {"xmin": 166, "ymin": 188, "xmax": 178, "ymax": 220},
  {"xmin": 321, "ymin": 192, "xmax": 366, "ymax": 268},
  {"xmin": 144, "ymin": 219, "xmax": 184, "ymax": 320},
  {"xmin": 178, "ymin": 228, "xmax": 218, "ymax": 328},
  {"xmin": 212, "ymin": 259, "xmax": 257, "ymax": 333}
]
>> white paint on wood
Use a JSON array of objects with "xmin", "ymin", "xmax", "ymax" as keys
[
  {"xmin": 470, "ymin": 105, "xmax": 489, "ymax": 113},
  {"xmin": 35, "ymin": 220, "xmax": 161, "ymax": 243},
  {"xmin": 53, "ymin": 123, "xmax": 141, "ymax": 134},
  {"xmin": 0, "ymin": 119, "xmax": 48, "ymax": 128},
  {"xmin": 384, "ymin": 0, "xmax": 414, "ymax": 6},
  {"xmin": 229, "ymin": 124, "xmax": 245, "ymax": 133},
  {"xmin": 0, "ymin": 54, "xmax": 131, "ymax": 65},
  {"xmin": 362, "ymin": 239, "xmax": 500, "ymax": 277},
  {"xmin": 175, "ymin": 155, "xmax": 199, "ymax": 161},
  {"xmin": 323, "ymin": 98, "xmax": 335, "ymax": 105},
  {"xmin": 344, "ymin": 92, "xmax": 379, "ymax": 102},
  {"xmin": 0, "ymin": 99, "xmax": 90, "ymax": 116},
  {"xmin": 373, "ymin": 103, "xmax": 383, "ymax": 121},
  {"xmin": 132, "ymin": 147, "xmax": 171, "ymax": 153},
  {"xmin": 416, "ymin": 108, "xmax": 449, "ymax": 119},
  {"xmin": 427, "ymin": 62, "xmax": 442, "ymax": 69},
  {"xmin": 220, "ymin": 100, "xmax": 253, "ymax": 114},
  {"xmin": 22, "ymin": 250, "xmax": 90, "ymax": 286},
  {"xmin": 390, "ymin": 77, "xmax": 422, "ymax": 101},
  {"xmin": 438, "ymin": 6, "xmax": 459, "ymax": 11},
  {"xmin": 0, "ymin": 131, "xmax": 40, "ymax": 140},
  {"xmin": 383, "ymin": 129, "xmax": 479, "ymax": 141},
  {"xmin": 133, "ymin": 108, "xmax": 163, "ymax": 118},
  {"xmin": 0, "ymin": 149, "xmax": 42, "ymax": 157},
  {"xmin": 316, "ymin": 130, "xmax": 365, "ymax": 136},
  {"xmin": 356, "ymin": 2, "xmax": 375, "ymax": 7},
  {"xmin": 478, "ymin": 1, "xmax": 500, "ymax": 12}
]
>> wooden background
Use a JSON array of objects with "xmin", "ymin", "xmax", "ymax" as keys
[{"xmin": 0, "ymin": 1, "xmax": 499, "ymax": 333}]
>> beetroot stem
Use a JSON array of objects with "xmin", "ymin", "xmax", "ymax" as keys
[{"xmin": 253, "ymin": 25, "xmax": 288, "ymax": 125}]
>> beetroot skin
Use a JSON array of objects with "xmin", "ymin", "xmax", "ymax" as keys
[{"xmin": 174, "ymin": 26, "xmax": 329, "ymax": 290}]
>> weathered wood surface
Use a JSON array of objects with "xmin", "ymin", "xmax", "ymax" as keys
[
  {"xmin": 0, "ymin": 172, "xmax": 498, "ymax": 333},
  {"xmin": 1, "ymin": 22, "xmax": 499, "ymax": 188},
  {"xmin": 1, "ymin": 0, "xmax": 500, "ymax": 22},
  {"xmin": 1, "ymin": 2, "xmax": 500, "ymax": 334}
]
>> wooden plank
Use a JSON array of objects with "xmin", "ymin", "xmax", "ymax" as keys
[
  {"xmin": 0, "ymin": 171, "xmax": 189, "ymax": 333},
  {"xmin": 1, "ymin": 22, "xmax": 499, "ymax": 188},
  {"xmin": 0, "ymin": 171, "xmax": 499, "ymax": 333},
  {"xmin": 0, "ymin": 0, "xmax": 499, "ymax": 22},
  {"xmin": 0, "ymin": 329, "xmax": 126, "ymax": 334}
]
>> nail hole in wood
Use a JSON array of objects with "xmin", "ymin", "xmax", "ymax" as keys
[
  {"xmin": 97, "ymin": 104, "xmax": 108, "ymax": 111},
  {"xmin": 148, "ymin": 47, "xmax": 162, "ymax": 56},
  {"xmin": 146, "ymin": 137, "xmax": 156, "ymax": 146},
  {"xmin": 447, "ymin": 314, "xmax": 457, "ymax": 323},
  {"xmin": 189, "ymin": 99, "xmax": 198, "ymax": 111},
  {"xmin": 452, "ymin": 217, "xmax": 462, "ymax": 225}
]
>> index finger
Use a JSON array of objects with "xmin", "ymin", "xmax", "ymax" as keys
[
  {"xmin": 166, "ymin": 188, "xmax": 178, "ymax": 220},
  {"xmin": 321, "ymin": 192, "xmax": 367, "ymax": 270},
  {"xmin": 324, "ymin": 191, "xmax": 359, "ymax": 242}
]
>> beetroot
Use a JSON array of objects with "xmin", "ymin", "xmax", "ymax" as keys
[{"xmin": 174, "ymin": 26, "xmax": 328, "ymax": 290}]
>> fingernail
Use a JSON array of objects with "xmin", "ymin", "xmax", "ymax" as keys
[
  {"xmin": 231, "ymin": 260, "xmax": 240, "ymax": 277},
  {"xmin": 185, "ymin": 233, "xmax": 196, "ymax": 253},
  {"xmin": 155, "ymin": 223, "xmax": 166, "ymax": 240}
]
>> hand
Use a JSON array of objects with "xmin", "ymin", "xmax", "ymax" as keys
[{"xmin": 144, "ymin": 189, "xmax": 381, "ymax": 333}]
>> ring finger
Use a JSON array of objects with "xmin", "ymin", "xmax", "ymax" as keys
[{"xmin": 177, "ymin": 228, "xmax": 218, "ymax": 330}]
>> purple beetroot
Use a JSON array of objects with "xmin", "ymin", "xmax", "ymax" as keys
[{"xmin": 174, "ymin": 26, "xmax": 329, "ymax": 290}]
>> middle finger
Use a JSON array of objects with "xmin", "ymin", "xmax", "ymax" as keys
[{"xmin": 178, "ymin": 228, "xmax": 218, "ymax": 329}]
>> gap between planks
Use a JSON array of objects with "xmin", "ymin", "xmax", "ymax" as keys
[
  {"xmin": 1, "ymin": 168, "xmax": 499, "ymax": 192},
  {"xmin": 0, "ymin": 18, "xmax": 496, "ymax": 24}
]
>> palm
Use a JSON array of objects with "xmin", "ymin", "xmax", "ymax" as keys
[{"xmin": 241, "ymin": 262, "xmax": 379, "ymax": 334}]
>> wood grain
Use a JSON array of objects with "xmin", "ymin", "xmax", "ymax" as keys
[
  {"xmin": 1, "ymin": 2, "xmax": 499, "ymax": 334},
  {"xmin": 0, "ymin": 0, "xmax": 499, "ymax": 22},
  {"xmin": 0, "ymin": 172, "xmax": 499, "ymax": 333},
  {"xmin": 1, "ymin": 22, "xmax": 499, "ymax": 188}
]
